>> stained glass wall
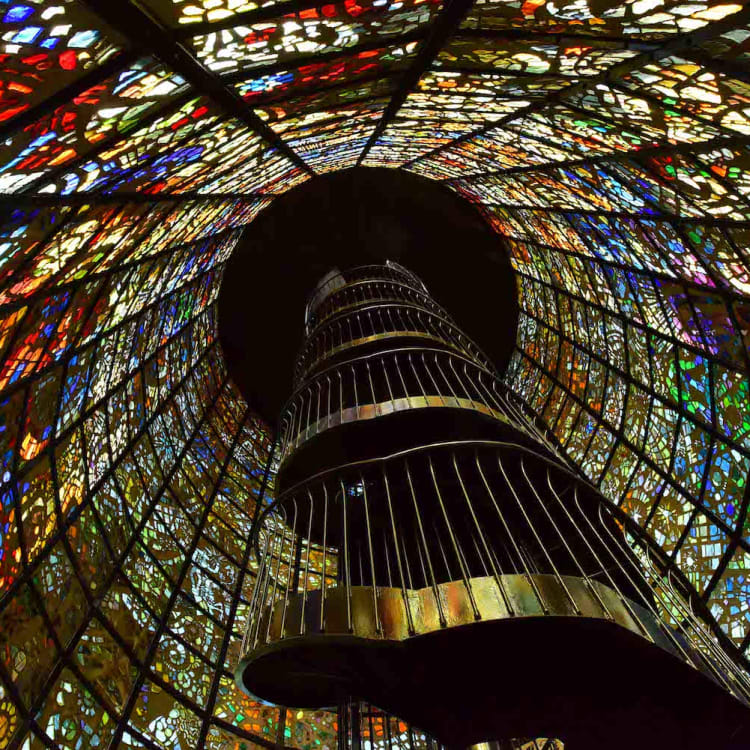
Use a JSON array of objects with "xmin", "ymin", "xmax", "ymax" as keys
[{"xmin": 2, "ymin": 0, "xmax": 750, "ymax": 747}]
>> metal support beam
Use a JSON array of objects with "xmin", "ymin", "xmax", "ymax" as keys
[
  {"xmin": 174, "ymin": 0, "xmax": 326, "ymax": 38},
  {"xmin": 443, "ymin": 132, "xmax": 750, "ymax": 184},
  {"xmin": 680, "ymin": 48, "xmax": 750, "ymax": 85},
  {"xmin": 356, "ymin": 0, "xmax": 476, "ymax": 166},
  {"xmin": 401, "ymin": 5, "xmax": 750, "ymax": 169},
  {"xmin": 221, "ymin": 30, "xmax": 427, "ymax": 85},
  {"xmin": 196, "ymin": 437, "xmax": 279, "ymax": 747},
  {"xmin": 0, "ymin": 191, "xmax": 267, "ymax": 208},
  {"xmin": 455, "ymin": 27, "xmax": 659, "ymax": 51},
  {"xmin": 81, "ymin": 0, "xmax": 315, "ymax": 176},
  {"xmin": 0, "ymin": 49, "xmax": 140, "ymax": 142}
]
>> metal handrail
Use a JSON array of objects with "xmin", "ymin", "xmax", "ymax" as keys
[
  {"xmin": 309, "ymin": 279, "xmax": 448, "ymax": 333},
  {"xmin": 305, "ymin": 263, "xmax": 426, "ymax": 310},
  {"xmin": 295, "ymin": 302, "xmax": 491, "ymax": 382},
  {"xmin": 241, "ymin": 439, "xmax": 750, "ymax": 706}
]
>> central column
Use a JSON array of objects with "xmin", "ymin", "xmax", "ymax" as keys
[{"xmin": 236, "ymin": 262, "xmax": 750, "ymax": 750}]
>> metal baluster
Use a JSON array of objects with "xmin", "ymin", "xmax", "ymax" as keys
[
  {"xmin": 305, "ymin": 383, "xmax": 313, "ymax": 437},
  {"xmin": 326, "ymin": 373, "xmax": 333, "ymax": 429},
  {"xmin": 420, "ymin": 351, "xmax": 445, "ymax": 405},
  {"xmin": 432, "ymin": 352, "xmax": 459, "ymax": 403},
  {"xmin": 405, "ymin": 457, "xmax": 446, "ymax": 625},
  {"xmin": 338, "ymin": 368, "xmax": 344, "ymax": 418},
  {"xmin": 340, "ymin": 479, "xmax": 353, "ymax": 632},
  {"xmin": 300, "ymin": 489, "xmax": 314, "ymax": 635},
  {"xmin": 427, "ymin": 454, "xmax": 480, "ymax": 620},
  {"xmin": 320, "ymin": 483, "xmax": 329, "ymax": 633},
  {"xmin": 366, "ymin": 359, "xmax": 378, "ymax": 414},
  {"xmin": 246, "ymin": 529, "xmax": 272, "ymax": 652},
  {"xmin": 394, "ymin": 353, "xmax": 410, "ymax": 400},
  {"xmin": 532, "ymin": 466, "xmax": 615, "ymax": 619},
  {"xmin": 361, "ymin": 473, "xmax": 382, "ymax": 634},
  {"xmin": 475, "ymin": 451, "xmax": 548, "ymax": 613},
  {"xmin": 352, "ymin": 365, "xmax": 360, "ymax": 420},
  {"xmin": 383, "ymin": 464, "xmax": 415, "ymax": 634},
  {"xmin": 432, "ymin": 519, "xmax": 454, "ymax": 581},
  {"xmin": 408, "ymin": 352, "xmax": 429, "ymax": 401},
  {"xmin": 279, "ymin": 499, "xmax": 298, "ymax": 639},
  {"xmin": 381, "ymin": 353, "xmax": 395, "ymax": 403},
  {"xmin": 567, "ymin": 486, "xmax": 661, "ymax": 642},
  {"xmin": 383, "ymin": 528, "xmax": 393, "ymax": 588},
  {"xmin": 447, "ymin": 355, "xmax": 477, "ymax": 409},
  {"xmin": 315, "ymin": 379, "xmax": 322, "ymax": 432},
  {"xmin": 453, "ymin": 452, "xmax": 514, "ymax": 615},
  {"xmin": 265, "ymin": 514, "xmax": 288, "ymax": 644}
]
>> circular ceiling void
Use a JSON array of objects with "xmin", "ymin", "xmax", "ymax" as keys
[{"xmin": 219, "ymin": 167, "xmax": 519, "ymax": 424}]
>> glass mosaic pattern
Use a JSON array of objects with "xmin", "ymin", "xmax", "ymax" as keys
[{"xmin": 2, "ymin": 0, "xmax": 750, "ymax": 747}]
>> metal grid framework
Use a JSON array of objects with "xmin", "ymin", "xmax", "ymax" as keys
[{"xmin": 2, "ymin": 0, "xmax": 750, "ymax": 748}]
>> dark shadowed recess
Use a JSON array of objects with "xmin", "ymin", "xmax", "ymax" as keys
[{"xmin": 219, "ymin": 167, "xmax": 519, "ymax": 425}]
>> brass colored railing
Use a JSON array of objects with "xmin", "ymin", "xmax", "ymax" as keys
[
  {"xmin": 240, "ymin": 440, "xmax": 750, "ymax": 707},
  {"xmin": 295, "ymin": 303, "xmax": 489, "ymax": 384}
]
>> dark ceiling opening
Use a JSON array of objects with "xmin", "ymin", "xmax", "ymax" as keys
[{"xmin": 219, "ymin": 167, "xmax": 519, "ymax": 425}]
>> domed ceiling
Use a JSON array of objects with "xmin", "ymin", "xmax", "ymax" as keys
[{"xmin": 1, "ymin": 0, "xmax": 750, "ymax": 747}]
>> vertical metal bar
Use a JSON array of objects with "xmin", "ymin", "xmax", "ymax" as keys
[
  {"xmin": 305, "ymin": 383, "xmax": 313, "ymax": 435},
  {"xmin": 245, "ymin": 530, "xmax": 272, "ymax": 652},
  {"xmin": 338, "ymin": 369, "xmax": 344, "ymax": 416},
  {"xmin": 405, "ymin": 457, "xmax": 446, "ymax": 626},
  {"xmin": 452, "ymin": 452, "xmax": 514, "ymax": 615},
  {"xmin": 326, "ymin": 373, "xmax": 333, "ymax": 429},
  {"xmin": 474, "ymin": 368, "xmax": 506, "ymax": 414},
  {"xmin": 315, "ymin": 380, "xmax": 322, "ymax": 431},
  {"xmin": 448, "ymin": 355, "xmax": 477, "ymax": 409},
  {"xmin": 320, "ymin": 483, "xmax": 329, "ymax": 633},
  {"xmin": 463, "ymin": 361, "xmax": 491, "ymax": 411},
  {"xmin": 294, "ymin": 396, "xmax": 304, "ymax": 448},
  {"xmin": 420, "ymin": 351, "xmax": 445, "ymax": 404},
  {"xmin": 286, "ymin": 402, "xmax": 298, "ymax": 454},
  {"xmin": 381, "ymin": 353, "xmax": 395, "ymax": 402},
  {"xmin": 300, "ymin": 488, "xmax": 314, "ymax": 635},
  {"xmin": 427, "ymin": 453, "xmax": 480, "ymax": 619},
  {"xmin": 382, "ymin": 466, "xmax": 414, "ymax": 635},
  {"xmin": 515, "ymin": 458, "xmax": 581, "ymax": 613},
  {"xmin": 475, "ymin": 451, "xmax": 548, "ymax": 613},
  {"xmin": 414, "ymin": 527, "xmax": 429, "ymax": 589},
  {"xmin": 253, "ymin": 524, "xmax": 275, "ymax": 648},
  {"xmin": 568, "ymin": 487, "xmax": 657, "ymax": 641},
  {"xmin": 340, "ymin": 479, "xmax": 353, "ymax": 632},
  {"xmin": 433, "ymin": 352, "xmax": 459, "ymax": 401},
  {"xmin": 358, "ymin": 542, "xmax": 365, "ymax": 586},
  {"xmin": 361, "ymin": 472, "xmax": 381, "ymax": 633},
  {"xmin": 408, "ymin": 352, "xmax": 429, "ymax": 400},
  {"xmin": 394, "ymin": 353, "xmax": 410, "ymax": 399},
  {"xmin": 383, "ymin": 528, "xmax": 393, "ymax": 588},
  {"xmin": 432, "ymin": 519, "xmax": 454, "ymax": 581},
  {"xmin": 338, "ymin": 703, "xmax": 347, "ymax": 750},
  {"xmin": 279, "ymin": 499, "xmax": 298, "ymax": 638},
  {"xmin": 470, "ymin": 527, "xmax": 490, "ymax": 576},
  {"xmin": 366, "ymin": 360, "xmax": 379, "ymax": 415},
  {"xmin": 401, "ymin": 533, "xmax": 414, "ymax": 590}
]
